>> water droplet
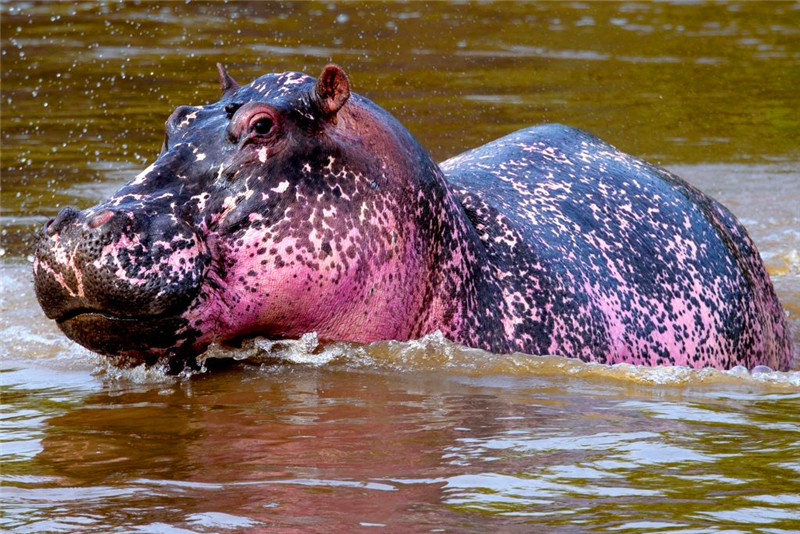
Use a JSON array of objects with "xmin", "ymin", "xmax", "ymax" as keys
[{"xmin": 728, "ymin": 365, "xmax": 749, "ymax": 376}]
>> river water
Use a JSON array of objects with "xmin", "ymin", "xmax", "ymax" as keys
[{"xmin": 2, "ymin": 2, "xmax": 799, "ymax": 532}]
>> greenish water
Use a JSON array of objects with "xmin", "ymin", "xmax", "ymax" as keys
[{"xmin": 1, "ymin": 2, "xmax": 799, "ymax": 532}]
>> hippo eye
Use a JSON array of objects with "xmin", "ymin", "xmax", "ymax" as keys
[
  {"xmin": 229, "ymin": 104, "xmax": 280, "ymax": 146},
  {"xmin": 253, "ymin": 117, "xmax": 273, "ymax": 135}
]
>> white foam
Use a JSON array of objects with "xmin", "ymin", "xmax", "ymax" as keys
[
  {"xmin": 96, "ymin": 360, "xmax": 175, "ymax": 385},
  {"xmin": 193, "ymin": 330, "xmax": 800, "ymax": 389},
  {"xmin": 199, "ymin": 332, "xmax": 347, "ymax": 367}
]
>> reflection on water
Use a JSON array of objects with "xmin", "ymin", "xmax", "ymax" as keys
[
  {"xmin": 3, "ymin": 349, "xmax": 800, "ymax": 532},
  {"xmin": 2, "ymin": 263, "xmax": 800, "ymax": 531},
  {"xmin": 1, "ymin": 1, "xmax": 799, "ymax": 532}
]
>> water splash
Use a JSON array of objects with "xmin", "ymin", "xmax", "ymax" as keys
[
  {"xmin": 194, "ymin": 331, "xmax": 800, "ymax": 389},
  {"xmin": 95, "ymin": 359, "xmax": 175, "ymax": 385},
  {"xmin": 199, "ymin": 331, "xmax": 346, "ymax": 367}
]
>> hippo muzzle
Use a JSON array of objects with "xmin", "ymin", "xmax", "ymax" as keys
[{"xmin": 34, "ymin": 200, "xmax": 209, "ymax": 361}]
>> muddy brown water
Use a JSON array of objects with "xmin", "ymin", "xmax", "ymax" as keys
[{"xmin": 1, "ymin": 2, "xmax": 799, "ymax": 532}]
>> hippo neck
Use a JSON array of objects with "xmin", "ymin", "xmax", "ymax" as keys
[
  {"xmin": 335, "ymin": 95, "xmax": 504, "ymax": 349},
  {"xmin": 411, "ymin": 164, "xmax": 507, "ymax": 351}
]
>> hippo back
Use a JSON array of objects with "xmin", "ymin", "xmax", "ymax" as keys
[{"xmin": 440, "ymin": 124, "xmax": 793, "ymax": 370}]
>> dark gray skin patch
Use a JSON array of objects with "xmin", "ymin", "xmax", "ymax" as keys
[{"xmin": 32, "ymin": 65, "xmax": 794, "ymax": 371}]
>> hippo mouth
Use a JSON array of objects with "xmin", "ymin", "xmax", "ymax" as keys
[
  {"xmin": 56, "ymin": 306, "xmax": 160, "ymax": 323},
  {"xmin": 55, "ymin": 307, "xmax": 194, "ymax": 361}
]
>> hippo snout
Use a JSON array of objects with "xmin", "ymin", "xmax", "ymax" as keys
[{"xmin": 33, "ymin": 204, "xmax": 209, "ymax": 358}]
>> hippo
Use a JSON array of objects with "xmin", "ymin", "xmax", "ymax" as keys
[{"xmin": 33, "ymin": 64, "xmax": 794, "ymax": 371}]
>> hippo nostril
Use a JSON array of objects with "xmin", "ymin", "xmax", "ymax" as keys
[
  {"xmin": 46, "ymin": 206, "xmax": 81, "ymax": 236},
  {"xmin": 88, "ymin": 209, "xmax": 116, "ymax": 229}
]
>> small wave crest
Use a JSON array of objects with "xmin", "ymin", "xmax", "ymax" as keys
[
  {"xmin": 190, "ymin": 331, "xmax": 800, "ymax": 389},
  {"xmin": 95, "ymin": 359, "xmax": 177, "ymax": 385}
]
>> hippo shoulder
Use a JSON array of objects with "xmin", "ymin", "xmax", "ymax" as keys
[
  {"xmin": 439, "ymin": 122, "xmax": 716, "ymax": 249},
  {"xmin": 439, "ymin": 123, "xmax": 663, "ymax": 252},
  {"xmin": 441, "ymin": 123, "xmax": 609, "ymax": 168}
]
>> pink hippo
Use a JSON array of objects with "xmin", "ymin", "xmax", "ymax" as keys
[{"xmin": 33, "ymin": 65, "xmax": 794, "ymax": 371}]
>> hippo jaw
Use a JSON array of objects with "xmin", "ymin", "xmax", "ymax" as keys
[{"xmin": 56, "ymin": 313, "xmax": 193, "ymax": 362}]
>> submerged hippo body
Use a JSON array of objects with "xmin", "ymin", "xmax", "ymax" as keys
[{"xmin": 33, "ymin": 65, "xmax": 794, "ymax": 370}]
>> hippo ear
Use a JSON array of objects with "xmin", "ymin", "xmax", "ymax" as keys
[
  {"xmin": 216, "ymin": 63, "xmax": 240, "ymax": 96},
  {"xmin": 314, "ymin": 64, "xmax": 350, "ymax": 120}
]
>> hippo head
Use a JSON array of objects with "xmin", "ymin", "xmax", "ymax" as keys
[{"xmin": 34, "ymin": 65, "xmax": 460, "ymax": 367}]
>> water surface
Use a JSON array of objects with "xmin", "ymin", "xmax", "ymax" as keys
[{"xmin": 2, "ymin": 2, "xmax": 799, "ymax": 532}]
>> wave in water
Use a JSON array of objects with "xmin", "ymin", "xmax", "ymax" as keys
[{"xmin": 91, "ymin": 331, "xmax": 800, "ymax": 388}]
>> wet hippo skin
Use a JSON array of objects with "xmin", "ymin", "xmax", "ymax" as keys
[{"xmin": 33, "ymin": 65, "xmax": 794, "ymax": 370}]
